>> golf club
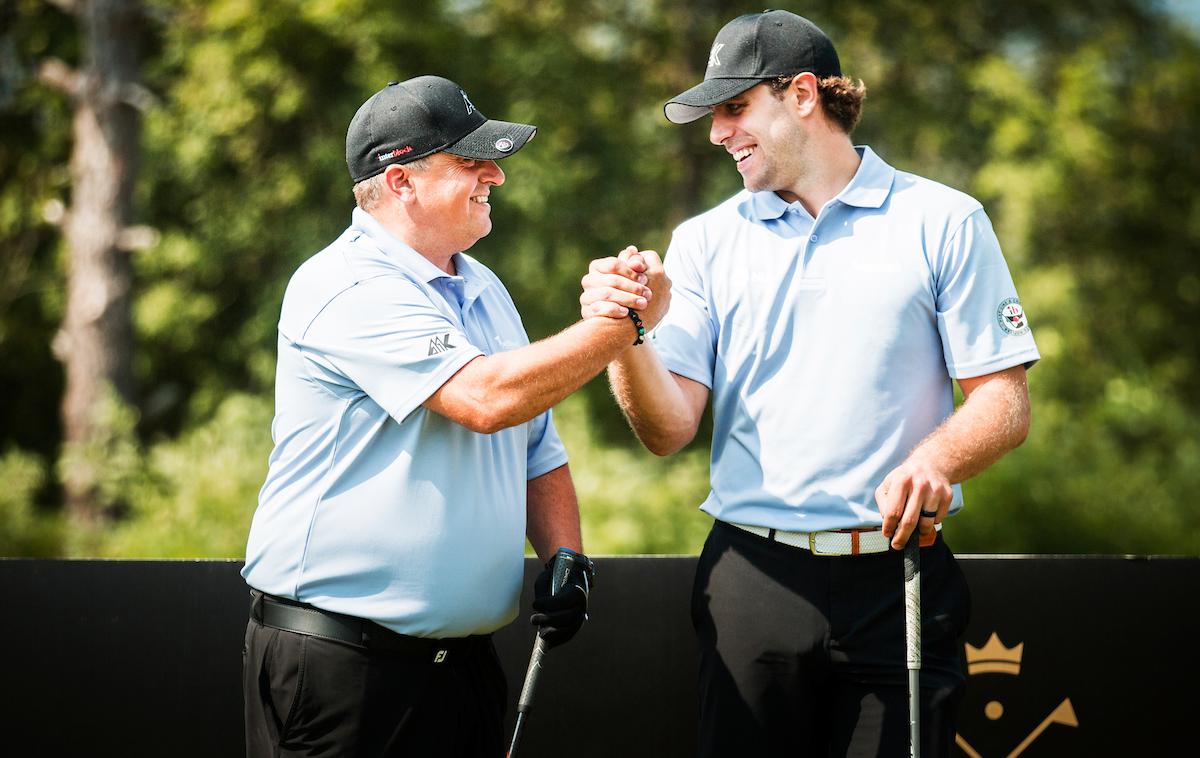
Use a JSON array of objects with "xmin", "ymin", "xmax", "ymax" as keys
[
  {"xmin": 904, "ymin": 533, "xmax": 922, "ymax": 758},
  {"xmin": 507, "ymin": 547, "xmax": 579, "ymax": 758}
]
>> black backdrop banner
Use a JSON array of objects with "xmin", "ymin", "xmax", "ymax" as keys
[{"xmin": 2, "ymin": 556, "xmax": 1196, "ymax": 756}]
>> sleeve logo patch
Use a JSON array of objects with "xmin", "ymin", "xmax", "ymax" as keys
[
  {"xmin": 428, "ymin": 333, "xmax": 457, "ymax": 355},
  {"xmin": 996, "ymin": 298, "xmax": 1030, "ymax": 336}
]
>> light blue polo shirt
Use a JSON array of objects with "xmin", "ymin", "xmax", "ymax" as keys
[
  {"xmin": 652, "ymin": 146, "xmax": 1039, "ymax": 533},
  {"xmin": 243, "ymin": 208, "xmax": 567, "ymax": 638}
]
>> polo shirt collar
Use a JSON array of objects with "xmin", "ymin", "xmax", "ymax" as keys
[
  {"xmin": 350, "ymin": 208, "xmax": 492, "ymax": 310},
  {"xmin": 747, "ymin": 190, "xmax": 793, "ymax": 222},
  {"xmin": 449, "ymin": 253, "xmax": 489, "ymax": 306},
  {"xmin": 351, "ymin": 207, "xmax": 452, "ymax": 284},
  {"xmin": 836, "ymin": 146, "xmax": 895, "ymax": 209},
  {"xmin": 745, "ymin": 145, "xmax": 896, "ymax": 222}
]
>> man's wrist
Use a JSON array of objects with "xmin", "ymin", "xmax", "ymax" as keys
[
  {"xmin": 578, "ymin": 312, "xmax": 644, "ymax": 352},
  {"xmin": 629, "ymin": 310, "xmax": 646, "ymax": 345}
]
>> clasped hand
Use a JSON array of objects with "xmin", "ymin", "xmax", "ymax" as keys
[{"xmin": 580, "ymin": 245, "xmax": 671, "ymax": 330}]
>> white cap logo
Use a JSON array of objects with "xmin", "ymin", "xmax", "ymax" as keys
[
  {"xmin": 494, "ymin": 138, "xmax": 514, "ymax": 152},
  {"xmin": 461, "ymin": 90, "xmax": 476, "ymax": 115},
  {"xmin": 708, "ymin": 42, "xmax": 725, "ymax": 68}
]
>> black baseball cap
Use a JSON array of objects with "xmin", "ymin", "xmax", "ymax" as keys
[
  {"xmin": 664, "ymin": 10, "xmax": 841, "ymax": 124},
  {"xmin": 346, "ymin": 75, "xmax": 537, "ymax": 182}
]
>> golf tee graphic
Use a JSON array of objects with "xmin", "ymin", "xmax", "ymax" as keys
[{"xmin": 955, "ymin": 633, "xmax": 1078, "ymax": 757}]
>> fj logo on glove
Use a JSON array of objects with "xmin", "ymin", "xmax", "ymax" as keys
[{"xmin": 428, "ymin": 333, "xmax": 457, "ymax": 355}]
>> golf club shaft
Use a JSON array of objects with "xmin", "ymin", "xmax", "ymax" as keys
[
  {"xmin": 508, "ymin": 621, "xmax": 550, "ymax": 757},
  {"xmin": 506, "ymin": 711, "xmax": 528, "ymax": 758},
  {"xmin": 904, "ymin": 536, "xmax": 922, "ymax": 758},
  {"xmin": 507, "ymin": 550, "xmax": 577, "ymax": 757}
]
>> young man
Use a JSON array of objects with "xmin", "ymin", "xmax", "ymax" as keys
[
  {"xmin": 581, "ymin": 11, "xmax": 1039, "ymax": 757},
  {"xmin": 241, "ymin": 76, "xmax": 664, "ymax": 757}
]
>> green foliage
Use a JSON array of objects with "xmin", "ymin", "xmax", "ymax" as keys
[
  {"xmin": 58, "ymin": 387, "xmax": 142, "ymax": 518},
  {"xmin": 0, "ymin": 0, "xmax": 72, "ymax": 459},
  {"xmin": 2, "ymin": 0, "xmax": 1199, "ymax": 556},
  {"xmin": 96, "ymin": 393, "xmax": 272, "ymax": 558},
  {"xmin": 557, "ymin": 396, "xmax": 713, "ymax": 555},
  {"xmin": 0, "ymin": 448, "xmax": 62, "ymax": 556}
]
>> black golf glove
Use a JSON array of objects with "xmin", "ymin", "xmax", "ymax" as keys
[{"xmin": 529, "ymin": 549, "xmax": 595, "ymax": 649}]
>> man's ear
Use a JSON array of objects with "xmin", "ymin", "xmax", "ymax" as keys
[
  {"xmin": 383, "ymin": 164, "xmax": 417, "ymax": 202},
  {"xmin": 790, "ymin": 72, "xmax": 820, "ymax": 119}
]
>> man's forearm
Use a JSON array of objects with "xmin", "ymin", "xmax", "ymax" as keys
[
  {"xmin": 608, "ymin": 343, "xmax": 706, "ymax": 456},
  {"xmin": 526, "ymin": 463, "xmax": 583, "ymax": 562},
  {"xmin": 427, "ymin": 316, "xmax": 639, "ymax": 433},
  {"xmin": 876, "ymin": 366, "xmax": 1030, "ymax": 546},
  {"xmin": 908, "ymin": 369, "xmax": 1031, "ymax": 483}
]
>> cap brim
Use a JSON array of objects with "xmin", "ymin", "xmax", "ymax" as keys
[
  {"xmin": 664, "ymin": 77, "xmax": 763, "ymax": 124},
  {"xmin": 444, "ymin": 119, "xmax": 537, "ymax": 160}
]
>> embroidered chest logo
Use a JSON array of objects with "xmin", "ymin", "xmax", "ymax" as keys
[
  {"xmin": 996, "ymin": 298, "xmax": 1030, "ymax": 336},
  {"xmin": 708, "ymin": 42, "xmax": 725, "ymax": 68},
  {"xmin": 428, "ymin": 333, "xmax": 457, "ymax": 355}
]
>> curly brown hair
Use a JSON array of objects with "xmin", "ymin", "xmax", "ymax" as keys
[{"xmin": 768, "ymin": 74, "xmax": 867, "ymax": 134}]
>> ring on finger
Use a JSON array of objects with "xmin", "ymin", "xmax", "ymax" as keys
[{"xmin": 919, "ymin": 509, "xmax": 938, "ymax": 518}]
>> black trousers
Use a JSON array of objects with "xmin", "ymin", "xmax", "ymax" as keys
[
  {"xmin": 243, "ymin": 611, "xmax": 506, "ymax": 757},
  {"xmin": 692, "ymin": 521, "xmax": 971, "ymax": 758}
]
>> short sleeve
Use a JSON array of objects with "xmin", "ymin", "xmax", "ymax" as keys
[
  {"xmin": 525, "ymin": 409, "xmax": 568, "ymax": 480},
  {"xmin": 649, "ymin": 227, "xmax": 718, "ymax": 388},
  {"xmin": 935, "ymin": 209, "xmax": 1041, "ymax": 378},
  {"xmin": 301, "ymin": 276, "xmax": 484, "ymax": 421}
]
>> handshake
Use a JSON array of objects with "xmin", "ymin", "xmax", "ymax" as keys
[{"xmin": 579, "ymin": 245, "xmax": 672, "ymax": 335}]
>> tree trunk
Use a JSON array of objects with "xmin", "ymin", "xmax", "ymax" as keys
[{"xmin": 53, "ymin": 0, "xmax": 142, "ymax": 527}]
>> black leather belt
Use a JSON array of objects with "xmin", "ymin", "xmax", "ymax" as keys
[{"xmin": 249, "ymin": 590, "xmax": 488, "ymax": 662}]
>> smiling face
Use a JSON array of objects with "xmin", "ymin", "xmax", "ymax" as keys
[
  {"xmin": 709, "ymin": 82, "xmax": 810, "ymax": 201},
  {"xmin": 409, "ymin": 152, "xmax": 505, "ymax": 253}
]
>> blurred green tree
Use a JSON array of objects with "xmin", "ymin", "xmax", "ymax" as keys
[{"xmin": 0, "ymin": 0, "xmax": 1197, "ymax": 556}]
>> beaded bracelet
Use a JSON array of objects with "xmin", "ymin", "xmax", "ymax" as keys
[{"xmin": 629, "ymin": 310, "xmax": 646, "ymax": 346}]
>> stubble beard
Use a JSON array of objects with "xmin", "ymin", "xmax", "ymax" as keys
[{"xmin": 745, "ymin": 127, "xmax": 810, "ymax": 198}]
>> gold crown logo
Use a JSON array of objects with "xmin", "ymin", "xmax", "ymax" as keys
[{"xmin": 965, "ymin": 632, "xmax": 1024, "ymax": 676}]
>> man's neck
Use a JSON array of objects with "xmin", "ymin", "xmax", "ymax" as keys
[
  {"xmin": 776, "ymin": 137, "xmax": 861, "ymax": 219},
  {"xmin": 369, "ymin": 208, "xmax": 458, "ymax": 274}
]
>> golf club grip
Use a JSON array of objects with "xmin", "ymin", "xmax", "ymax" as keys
[
  {"xmin": 516, "ymin": 636, "xmax": 548, "ymax": 712},
  {"xmin": 903, "ymin": 538, "xmax": 921, "ymax": 670}
]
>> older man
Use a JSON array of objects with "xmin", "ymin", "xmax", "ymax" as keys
[
  {"xmin": 241, "ymin": 76, "xmax": 666, "ymax": 757},
  {"xmin": 583, "ymin": 11, "xmax": 1039, "ymax": 757}
]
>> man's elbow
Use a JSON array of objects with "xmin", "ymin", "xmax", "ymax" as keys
[
  {"xmin": 438, "ymin": 383, "xmax": 520, "ymax": 435},
  {"xmin": 1008, "ymin": 396, "xmax": 1032, "ymax": 449},
  {"xmin": 461, "ymin": 396, "xmax": 523, "ymax": 435},
  {"xmin": 636, "ymin": 423, "xmax": 696, "ymax": 457},
  {"xmin": 1014, "ymin": 407, "xmax": 1031, "ymax": 447},
  {"xmin": 465, "ymin": 412, "xmax": 508, "ymax": 436}
]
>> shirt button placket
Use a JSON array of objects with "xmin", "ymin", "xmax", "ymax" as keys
[{"xmin": 801, "ymin": 230, "xmax": 819, "ymax": 277}]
